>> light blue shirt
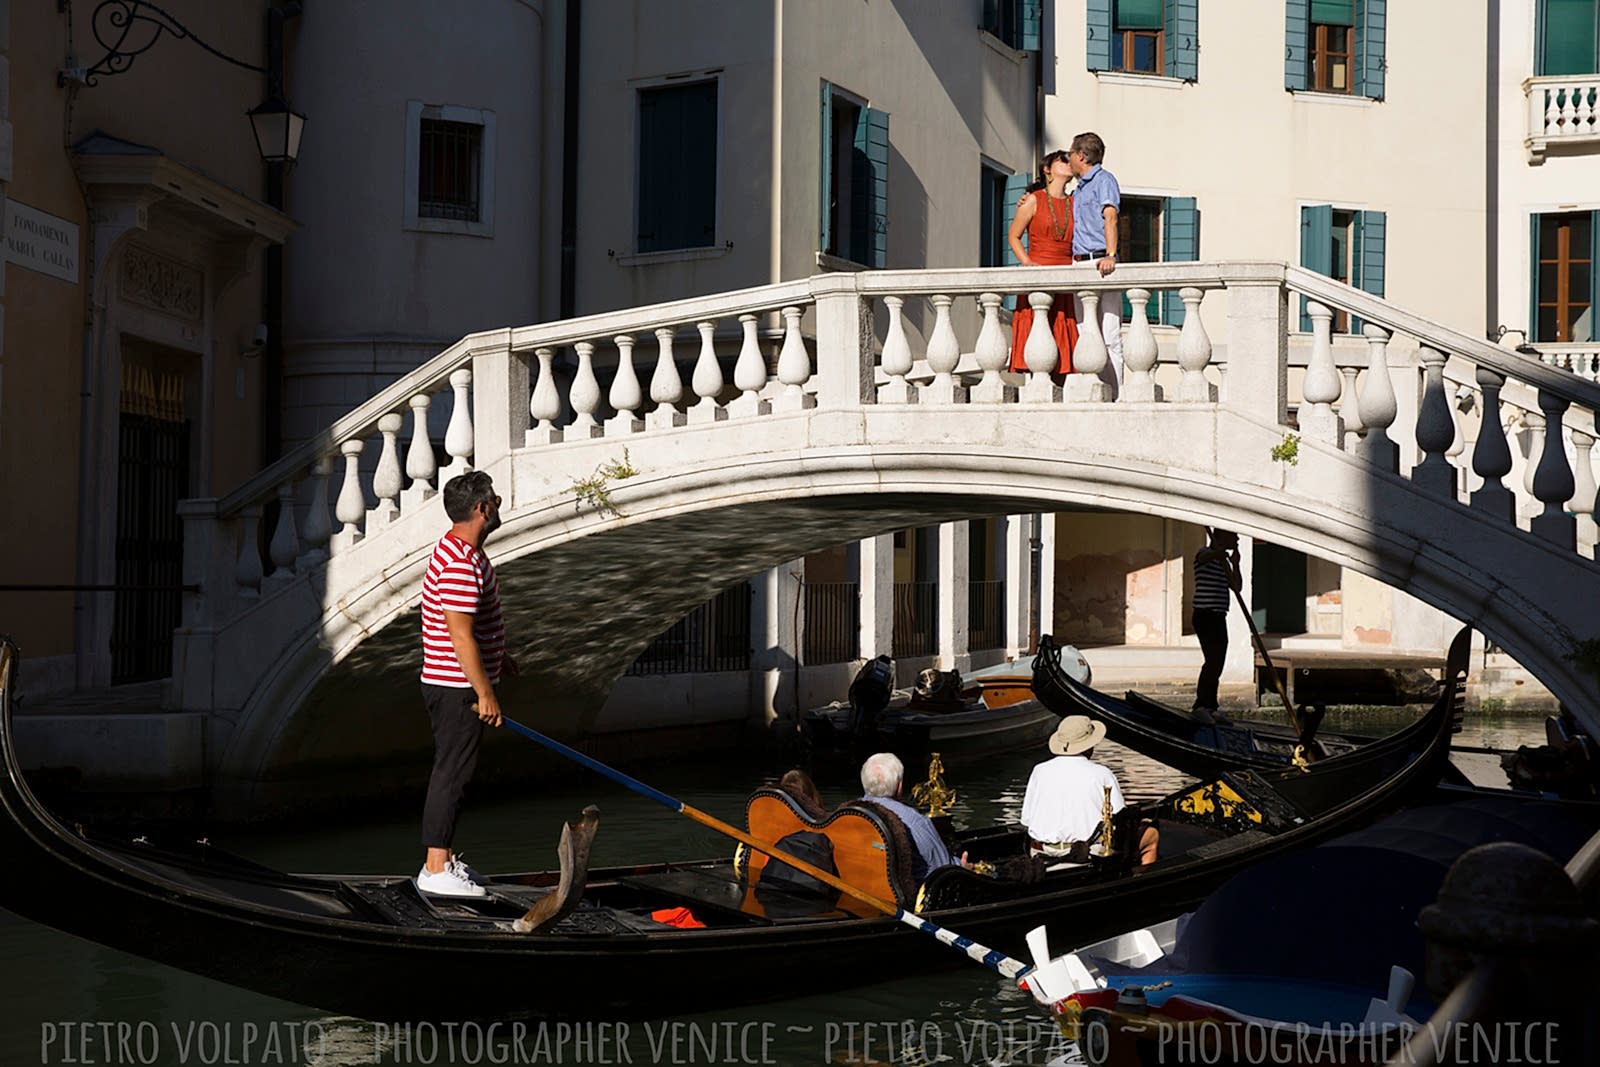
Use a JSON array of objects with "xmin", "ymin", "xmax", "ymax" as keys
[
  {"xmin": 859, "ymin": 795, "xmax": 956, "ymax": 883},
  {"xmin": 1072, "ymin": 164, "xmax": 1122, "ymax": 256}
]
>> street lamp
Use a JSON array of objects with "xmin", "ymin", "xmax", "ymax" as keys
[{"xmin": 247, "ymin": 97, "xmax": 306, "ymax": 166}]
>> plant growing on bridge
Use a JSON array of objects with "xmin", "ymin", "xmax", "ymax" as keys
[
  {"xmin": 570, "ymin": 449, "xmax": 640, "ymax": 518},
  {"xmin": 1271, "ymin": 433, "xmax": 1301, "ymax": 466}
]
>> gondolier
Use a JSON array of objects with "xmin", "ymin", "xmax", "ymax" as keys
[
  {"xmin": 1192, "ymin": 528, "xmax": 1241, "ymax": 724},
  {"xmin": 417, "ymin": 470, "xmax": 519, "ymax": 897}
]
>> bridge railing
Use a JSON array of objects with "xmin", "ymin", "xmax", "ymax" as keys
[{"xmin": 179, "ymin": 263, "xmax": 1600, "ymax": 641}]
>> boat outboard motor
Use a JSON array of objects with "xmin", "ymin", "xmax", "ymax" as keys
[{"xmin": 848, "ymin": 655, "xmax": 895, "ymax": 738}]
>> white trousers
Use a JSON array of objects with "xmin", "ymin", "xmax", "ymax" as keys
[{"xmin": 1073, "ymin": 291, "xmax": 1124, "ymax": 398}]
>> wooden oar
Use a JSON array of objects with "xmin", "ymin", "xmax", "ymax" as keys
[
  {"xmin": 1228, "ymin": 581, "xmax": 1313, "ymax": 750},
  {"xmin": 499, "ymin": 715, "xmax": 1031, "ymax": 980}
]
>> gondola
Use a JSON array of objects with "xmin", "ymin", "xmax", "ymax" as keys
[
  {"xmin": 0, "ymin": 632, "xmax": 1461, "ymax": 1022},
  {"xmin": 790, "ymin": 652, "xmax": 1075, "ymax": 766},
  {"xmin": 1034, "ymin": 634, "xmax": 1395, "ymax": 779}
]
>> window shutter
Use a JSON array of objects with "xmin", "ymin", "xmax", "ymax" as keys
[
  {"xmin": 1355, "ymin": 0, "xmax": 1386, "ymax": 100},
  {"xmin": 1087, "ymin": 0, "xmax": 1113, "ymax": 72},
  {"xmin": 1529, "ymin": 214, "xmax": 1543, "ymax": 343},
  {"xmin": 820, "ymin": 85, "xmax": 834, "ymax": 256},
  {"xmin": 857, "ymin": 107, "xmax": 890, "ymax": 269},
  {"xmin": 1021, "ymin": 0, "xmax": 1043, "ymax": 51},
  {"xmin": 1299, "ymin": 204, "xmax": 1332, "ymax": 331},
  {"xmin": 1284, "ymin": 0, "xmax": 1310, "ymax": 91},
  {"xmin": 1166, "ymin": 0, "xmax": 1200, "ymax": 82},
  {"xmin": 1351, "ymin": 209, "xmax": 1385, "ymax": 334},
  {"xmin": 1002, "ymin": 172, "xmax": 1030, "ymax": 310},
  {"xmin": 1161, "ymin": 197, "xmax": 1199, "ymax": 325}
]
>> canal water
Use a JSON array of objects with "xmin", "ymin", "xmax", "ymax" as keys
[{"xmin": 0, "ymin": 709, "xmax": 1546, "ymax": 1067}]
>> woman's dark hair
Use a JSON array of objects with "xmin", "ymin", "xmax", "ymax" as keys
[
  {"xmin": 779, "ymin": 768, "xmax": 827, "ymax": 819},
  {"xmin": 1025, "ymin": 149, "xmax": 1072, "ymax": 193}
]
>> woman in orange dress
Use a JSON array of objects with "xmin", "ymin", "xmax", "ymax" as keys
[{"xmin": 1006, "ymin": 150, "xmax": 1079, "ymax": 373}]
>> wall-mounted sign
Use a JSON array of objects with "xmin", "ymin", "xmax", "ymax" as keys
[{"xmin": 5, "ymin": 200, "xmax": 81, "ymax": 284}]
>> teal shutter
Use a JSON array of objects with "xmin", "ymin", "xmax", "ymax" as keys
[
  {"xmin": 1087, "ymin": 0, "xmax": 1114, "ymax": 71},
  {"xmin": 819, "ymin": 84, "xmax": 834, "ymax": 256},
  {"xmin": 1300, "ymin": 204, "xmax": 1332, "ymax": 331},
  {"xmin": 1285, "ymin": 0, "xmax": 1310, "ymax": 91},
  {"xmin": 1351, "ymin": 209, "xmax": 1385, "ymax": 334},
  {"xmin": 1529, "ymin": 214, "xmax": 1542, "ymax": 343},
  {"xmin": 1540, "ymin": 0, "xmax": 1600, "ymax": 76},
  {"xmin": 1355, "ymin": 0, "xmax": 1386, "ymax": 100},
  {"xmin": 1002, "ymin": 172, "xmax": 1029, "ymax": 310},
  {"xmin": 857, "ymin": 106, "xmax": 890, "ymax": 269},
  {"xmin": 1161, "ymin": 197, "xmax": 1199, "ymax": 325},
  {"xmin": 1021, "ymin": 0, "xmax": 1042, "ymax": 51},
  {"xmin": 1166, "ymin": 0, "xmax": 1199, "ymax": 81}
]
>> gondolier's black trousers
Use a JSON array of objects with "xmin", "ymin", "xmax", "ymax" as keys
[
  {"xmin": 1192, "ymin": 609, "xmax": 1228, "ymax": 711},
  {"xmin": 421, "ymin": 685, "xmax": 485, "ymax": 850}
]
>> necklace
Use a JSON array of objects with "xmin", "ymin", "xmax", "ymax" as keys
[{"xmin": 1044, "ymin": 192, "xmax": 1069, "ymax": 242}]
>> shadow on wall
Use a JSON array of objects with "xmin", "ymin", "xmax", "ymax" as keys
[{"xmin": 1053, "ymin": 548, "xmax": 1166, "ymax": 645}]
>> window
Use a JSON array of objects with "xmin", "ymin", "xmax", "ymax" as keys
[
  {"xmin": 1285, "ymin": 0, "xmax": 1385, "ymax": 100},
  {"xmin": 1300, "ymin": 204, "xmax": 1386, "ymax": 333},
  {"xmin": 637, "ymin": 80, "xmax": 719, "ymax": 253},
  {"xmin": 1115, "ymin": 196, "xmax": 1200, "ymax": 325},
  {"xmin": 405, "ymin": 103, "xmax": 496, "ymax": 237},
  {"xmin": 1538, "ymin": 0, "xmax": 1600, "ymax": 76},
  {"xmin": 981, "ymin": 0, "xmax": 1041, "ymax": 51},
  {"xmin": 1087, "ymin": 0, "xmax": 1198, "ymax": 81},
  {"xmin": 419, "ymin": 120, "xmax": 482, "ymax": 221},
  {"xmin": 820, "ymin": 83, "xmax": 888, "ymax": 268},
  {"xmin": 980, "ymin": 166, "xmax": 1014, "ymax": 268},
  {"xmin": 1532, "ymin": 212, "xmax": 1597, "ymax": 344}
]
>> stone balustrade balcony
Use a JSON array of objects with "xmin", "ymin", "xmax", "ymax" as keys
[{"xmin": 1525, "ymin": 73, "xmax": 1600, "ymax": 161}]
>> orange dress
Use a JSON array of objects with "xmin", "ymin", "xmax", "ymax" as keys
[{"xmin": 1009, "ymin": 189, "xmax": 1079, "ymax": 374}]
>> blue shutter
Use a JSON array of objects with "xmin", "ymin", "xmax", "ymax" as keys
[
  {"xmin": 1350, "ymin": 209, "xmax": 1385, "ymax": 334},
  {"xmin": 1021, "ymin": 0, "xmax": 1042, "ymax": 51},
  {"xmin": 819, "ymin": 84, "xmax": 833, "ymax": 256},
  {"xmin": 1161, "ymin": 196, "xmax": 1199, "ymax": 325},
  {"xmin": 1300, "ymin": 204, "xmax": 1332, "ymax": 331},
  {"xmin": 857, "ymin": 106, "xmax": 890, "ymax": 269},
  {"xmin": 1355, "ymin": 0, "xmax": 1386, "ymax": 100},
  {"xmin": 1166, "ymin": 0, "xmax": 1200, "ymax": 81},
  {"xmin": 1087, "ymin": 0, "xmax": 1113, "ymax": 71},
  {"xmin": 1529, "ymin": 214, "xmax": 1543, "ymax": 343},
  {"xmin": 1285, "ymin": 0, "xmax": 1310, "ymax": 91},
  {"xmin": 1002, "ymin": 171, "xmax": 1029, "ymax": 310}
]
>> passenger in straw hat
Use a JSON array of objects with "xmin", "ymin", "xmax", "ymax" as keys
[{"xmin": 1020, "ymin": 716, "xmax": 1159, "ymax": 866}]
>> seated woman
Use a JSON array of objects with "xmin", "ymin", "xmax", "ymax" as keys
[
  {"xmin": 777, "ymin": 768, "xmax": 828, "ymax": 820},
  {"xmin": 1006, "ymin": 149, "xmax": 1079, "ymax": 375}
]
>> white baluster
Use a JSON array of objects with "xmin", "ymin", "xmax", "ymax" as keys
[
  {"xmin": 1531, "ymin": 391, "xmax": 1577, "ymax": 548},
  {"xmin": 300, "ymin": 454, "xmax": 333, "ymax": 567},
  {"xmin": 404, "ymin": 393, "xmax": 437, "ymax": 503},
  {"xmin": 1175, "ymin": 287, "xmax": 1214, "ymax": 403},
  {"xmin": 1357, "ymin": 324, "xmax": 1398, "ymax": 470},
  {"xmin": 1560, "ymin": 86, "xmax": 1577, "ymax": 133},
  {"xmin": 368, "ymin": 412, "xmax": 404, "ymax": 532},
  {"xmin": 443, "ymin": 367, "xmax": 474, "ymax": 476},
  {"xmin": 1571, "ymin": 429, "xmax": 1598, "ymax": 548},
  {"xmin": 971, "ymin": 293, "xmax": 1014, "ymax": 404},
  {"xmin": 647, "ymin": 327, "xmax": 686, "ymax": 430},
  {"xmin": 923, "ymin": 295, "xmax": 965, "ymax": 405},
  {"xmin": 729, "ymin": 314, "xmax": 770, "ymax": 418},
  {"xmin": 569, "ymin": 341, "xmax": 603, "ymax": 437},
  {"xmin": 264, "ymin": 481, "xmax": 300, "ymax": 589},
  {"xmin": 687, "ymin": 320, "xmax": 726, "ymax": 424},
  {"xmin": 331, "ymin": 437, "xmax": 367, "ymax": 554},
  {"xmin": 1299, "ymin": 301, "xmax": 1341, "ymax": 444},
  {"xmin": 1065, "ymin": 290, "xmax": 1109, "ymax": 403},
  {"xmin": 1577, "ymin": 85, "xmax": 1596, "ymax": 135},
  {"xmin": 605, "ymin": 334, "xmax": 644, "ymax": 435},
  {"xmin": 1521, "ymin": 409, "xmax": 1544, "ymax": 499},
  {"xmin": 877, "ymin": 296, "xmax": 918, "ymax": 405},
  {"xmin": 528, "ymin": 347, "xmax": 563, "ymax": 445},
  {"xmin": 1470, "ymin": 368, "xmax": 1516, "ymax": 521},
  {"xmin": 1338, "ymin": 366, "xmax": 1365, "ymax": 449},
  {"xmin": 1544, "ymin": 87, "xmax": 1561, "ymax": 137},
  {"xmin": 773, "ymin": 305, "xmax": 815, "ymax": 413},
  {"xmin": 234, "ymin": 504, "xmax": 263, "ymax": 599},
  {"xmin": 1411, "ymin": 347, "xmax": 1457, "ymax": 499},
  {"xmin": 1121, "ymin": 288, "xmax": 1161, "ymax": 403}
]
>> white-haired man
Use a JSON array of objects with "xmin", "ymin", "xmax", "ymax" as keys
[{"xmin": 857, "ymin": 752, "xmax": 964, "ymax": 883}]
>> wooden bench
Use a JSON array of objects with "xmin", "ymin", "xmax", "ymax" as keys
[{"xmin": 1255, "ymin": 648, "xmax": 1445, "ymax": 708}]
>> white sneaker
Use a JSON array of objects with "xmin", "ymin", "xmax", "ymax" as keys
[
  {"xmin": 448, "ymin": 855, "xmax": 487, "ymax": 886},
  {"xmin": 416, "ymin": 864, "xmax": 487, "ymax": 898}
]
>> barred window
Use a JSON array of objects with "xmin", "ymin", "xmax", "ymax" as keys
[{"xmin": 418, "ymin": 119, "xmax": 483, "ymax": 222}]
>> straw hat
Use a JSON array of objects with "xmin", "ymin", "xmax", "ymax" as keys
[{"xmin": 1048, "ymin": 715, "xmax": 1107, "ymax": 756}]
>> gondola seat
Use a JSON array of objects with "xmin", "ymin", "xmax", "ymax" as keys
[{"xmin": 744, "ymin": 788, "xmax": 919, "ymax": 909}]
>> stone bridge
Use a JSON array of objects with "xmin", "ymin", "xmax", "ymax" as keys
[{"xmin": 169, "ymin": 262, "xmax": 1600, "ymax": 805}]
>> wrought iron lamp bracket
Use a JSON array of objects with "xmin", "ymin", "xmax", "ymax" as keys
[{"xmin": 61, "ymin": 0, "xmax": 265, "ymax": 87}]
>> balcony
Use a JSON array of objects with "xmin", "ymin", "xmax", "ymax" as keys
[{"xmin": 1525, "ymin": 74, "xmax": 1600, "ymax": 162}]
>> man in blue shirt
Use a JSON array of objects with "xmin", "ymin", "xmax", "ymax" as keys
[
  {"xmin": 1069, "ymin": 132, "xmax": 1123, "ymax": 397},
  {"xmin": 857, "ymin": 752, "xmax": 965, "ymax": 884}
]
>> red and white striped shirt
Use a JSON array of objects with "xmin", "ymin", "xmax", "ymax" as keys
[{"xmin": 420, "ymin": 533, "xmax": 505, "ymax": 688}]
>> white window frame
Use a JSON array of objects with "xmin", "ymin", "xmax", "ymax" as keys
[
  {"xmin": 404, "ymin": 101, "xmax": 497, "ymax": 238},
  {"xmin": 621, "ymin": 70, "xmax": 726, "ymax": 266}
]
